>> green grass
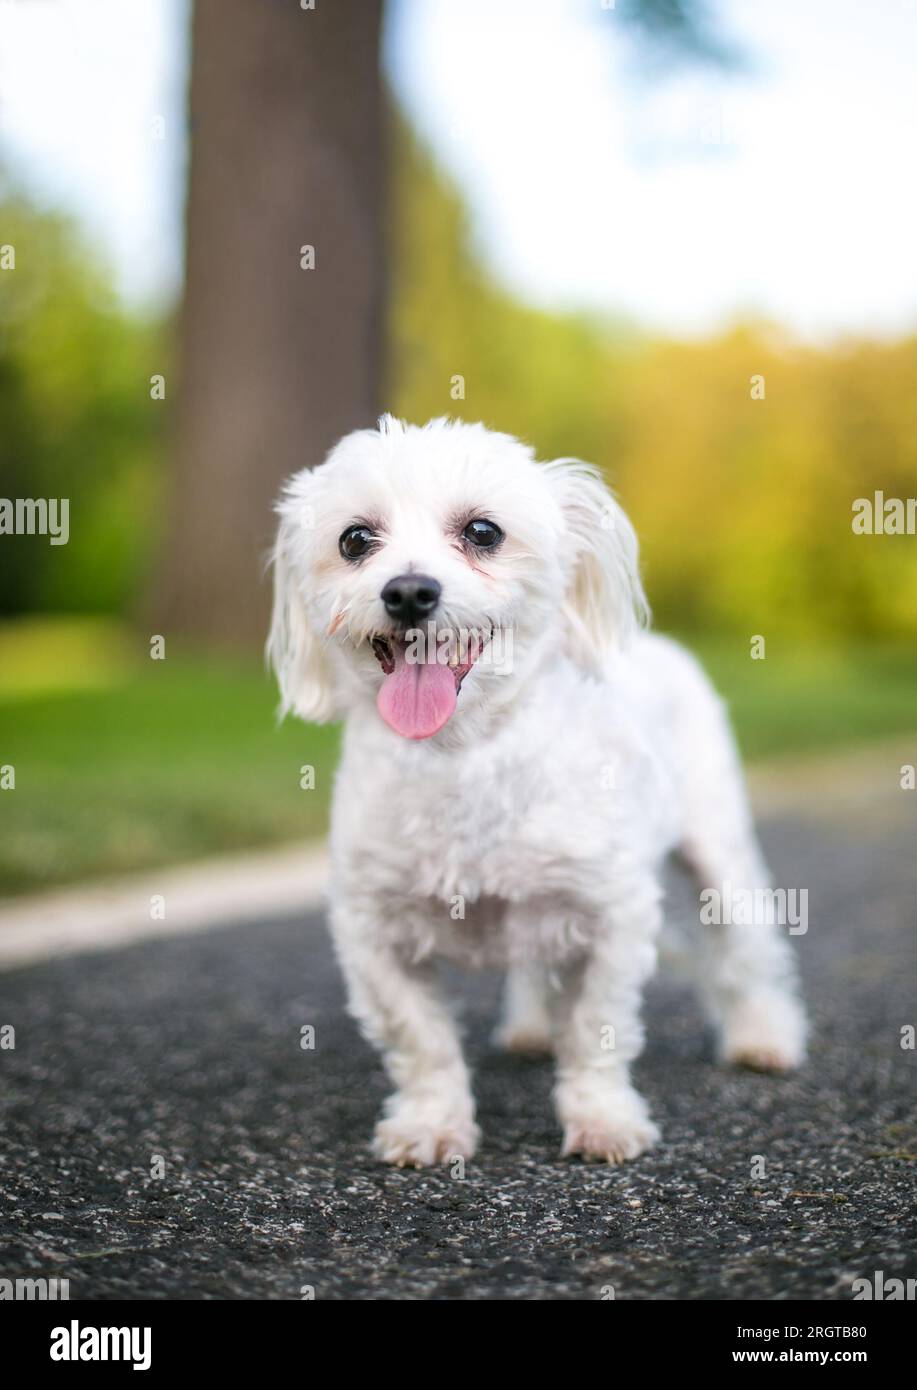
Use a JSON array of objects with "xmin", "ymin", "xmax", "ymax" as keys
[
  {"xmin": 1, "ymin": 619, "xmax": 915, "ymax": 897},
  {"xmin": 686, "ymin": 635, "xmax": 917, "ymax": 762},
  {"xmin": 0, "ymin": 631, "xmax": 340, "ymax": 897}
]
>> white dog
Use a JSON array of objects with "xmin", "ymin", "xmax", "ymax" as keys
[{"xmin": 269, "ymin": 417, "xmax": 806, "ymax": 1167}]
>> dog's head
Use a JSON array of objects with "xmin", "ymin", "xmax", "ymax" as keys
[{"xmin": 268, "ymin": 417, "xmax": 647, "ymax": 740}]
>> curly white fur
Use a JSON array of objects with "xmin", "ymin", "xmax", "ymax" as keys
[{"xmin": 269, "ymin": 417, "xmax": 807, "ymax": 1167}]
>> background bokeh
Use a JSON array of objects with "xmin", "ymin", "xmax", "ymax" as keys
[{"xmin": 1, "ymin": 0, "xmax": 916, "ymax": 896}]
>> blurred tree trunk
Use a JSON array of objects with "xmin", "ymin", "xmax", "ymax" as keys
[{"xmin": 155, "ymin": 0, "xmax": 384, "ymax": 646}]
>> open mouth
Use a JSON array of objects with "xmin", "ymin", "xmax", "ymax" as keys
[{"xmin": 369, "ymin": 631, "xmax": 488, "ymax": 740}]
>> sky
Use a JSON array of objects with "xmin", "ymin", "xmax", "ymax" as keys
[{"xmin": 1, "ymin": 0, "xmax": 916, "ymax": 341}]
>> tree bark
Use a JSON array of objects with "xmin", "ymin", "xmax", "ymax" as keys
[{"xmin": 154, "ymin": 0, "xmax": 384, "ymax": 646}]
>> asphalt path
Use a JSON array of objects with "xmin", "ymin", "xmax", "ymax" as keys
[{"xmin": 0, "ymin": 811, "xmax": 915, "ymax": 1300}]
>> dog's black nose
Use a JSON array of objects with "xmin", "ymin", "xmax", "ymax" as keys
[{"xmin": 381, "ymin": 574, "xmax": 441, "ymax": 625}]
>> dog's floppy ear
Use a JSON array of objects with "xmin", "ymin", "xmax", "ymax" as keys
[
  {"xmin": 266, "ymin": 505, "xmax": 338, "ymax": 723},
  {"xmin": 548, "ymin": 459, "xmax": 649, "ymax": 675}
]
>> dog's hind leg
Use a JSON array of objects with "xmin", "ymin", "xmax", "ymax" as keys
[
  {"xmin": 495, "ymin": 963, "xmax": 553, "ymax": 1055},
  {"xmin": 675, "ymin": 679, "xmax": 807, "ymax": 1072}
]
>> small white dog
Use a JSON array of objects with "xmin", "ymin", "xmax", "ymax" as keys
[{"xmin": 269, "ymin": 417, "xmax": 806, "ymax": 1166}]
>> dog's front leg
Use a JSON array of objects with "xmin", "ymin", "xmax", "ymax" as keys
[
  {"xmin": 333, "ymin": 913, "xmax": 478, "ymax": 1167},
  {"xmin": 552, "ymin": 882, "xmax": 662, "ymax": 1164}
]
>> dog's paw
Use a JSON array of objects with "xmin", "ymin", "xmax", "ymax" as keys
[
  {"xmin": 373, "ymin": 1118, "xmax": 479, "ymax": 1168},
  {"xmin": 730, "ymin": 1045, "xmax": 798, "ymax": 1073},
  {"xmin": 561, "ymin": 1113, "xmax": 660, "ymax": 1164},
  {"xmin": 494, "ymin": 1021, "xmax": 553, "ymax": 1057},
  {"xmin": 373, "ymin": 1094, "xmax": 479, "ymax": 1168},
  {"xmin": 557, "ymin": 1080, "xmax": 659, "ymax": 1164},
  {"xmin": 720, "ymin": 992, "xmax": 808, "ymax": 1073}
]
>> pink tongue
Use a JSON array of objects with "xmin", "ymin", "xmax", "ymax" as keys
[{"xmin": 377, "ymin": 647, "xmax": 457, "ymax": 739}]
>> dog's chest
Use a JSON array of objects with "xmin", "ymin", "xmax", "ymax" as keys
[
  {"xmin": 399, "ymin": 756, "xmax": 546, "ymax": 904},
  {"xmin": 335, "ymin": 720, "xmax": 621, "ymax": 965},
  {"xmin": 374, "ymin": 759, "xmax": 604, "ymax": 967}
]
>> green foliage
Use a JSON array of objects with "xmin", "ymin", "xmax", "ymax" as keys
[
  {"xmin": 388, "ymin": 120, "xmax": 917, "ymax": 641},
  {"xmin": 0, "ymin": 192, "xmax": 166, "ymax": 616},
  {"xmin": 3, "ymin": 127, "xmax": 916, "ymax": 645}
]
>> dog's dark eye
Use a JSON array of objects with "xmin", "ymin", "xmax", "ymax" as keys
[
  {"xmin": 339, "ymin": 525, "xmax": 376, "ymax": 560},
  {"xmin": 462, "ymin": 518, "xmax": 503, "ymax": 549}
]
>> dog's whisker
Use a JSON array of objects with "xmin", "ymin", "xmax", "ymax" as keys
[{"xmin": 327, "ymin": 608, "xmax": 349, "ymax": 636}]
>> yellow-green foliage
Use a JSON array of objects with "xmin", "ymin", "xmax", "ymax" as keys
[
  {"xmin": 388, "ymin": 120, "xmax": 917, "ymax": 640},
  {"xmin": 0, "ymin": 195, "xmax": 165, "ymax": 617},
  {"xmin": 3, "ymin": 124, "xmax": 915, "ymax": 643}
]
